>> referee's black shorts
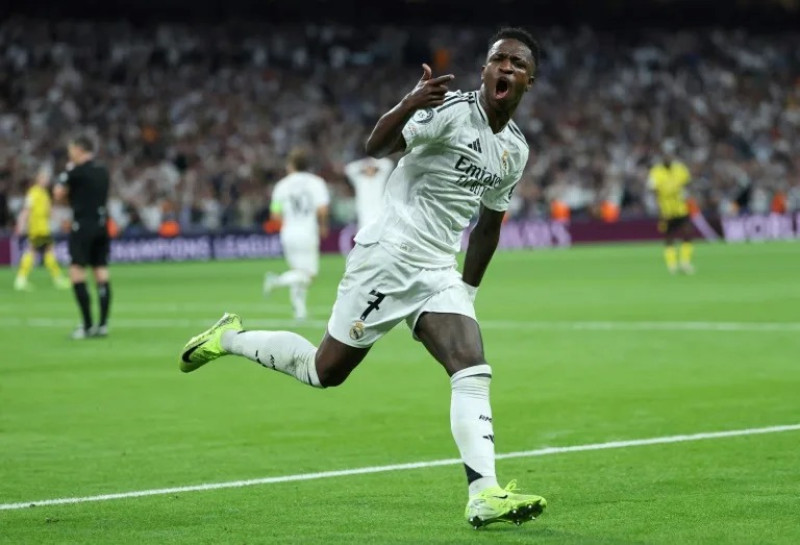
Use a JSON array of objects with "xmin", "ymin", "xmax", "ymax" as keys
[{"xmin": 69, "ymin": 227, "xmax": 110, "ymax": 267}]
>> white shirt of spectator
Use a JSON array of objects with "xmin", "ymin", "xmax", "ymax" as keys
[
  {"xmin": 272, "ymin": 172, "xmax": 330, "ymax": 240},
  {"xmin": 355, "ymin": 90, "xmax": 528, "ymax": 268},
  {"xmin": 344, "ymin": 157, "xmax": 394, "ymax": 229}
]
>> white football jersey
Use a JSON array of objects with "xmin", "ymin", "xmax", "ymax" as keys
[
  {"xmin": 271, "ymin": 172, "xmax": 330, "ymax": 240},
  {"xmin": 344, "ymin": 157, "xmax": 394, "ymax": 229},
  {"xmin": 355, "ymin": 90, "xmax": 529, "ymax": 268}
]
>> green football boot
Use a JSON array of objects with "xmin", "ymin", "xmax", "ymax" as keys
[
  {"xmin": 465, "ymin": 480, "xmax": 547, "ymax": 529},
  {"xmin": 13, "ymin": 276, "xmax": 33, "ymax": 291},
  {"xmin": 179, "ymin": 313, "xmax": 243, "ymax": 373},
  {"xmin": 54, "ymin": 276, "xmax": 72, "ymax": 290}
]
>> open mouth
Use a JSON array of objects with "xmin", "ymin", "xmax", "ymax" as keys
[{"xmin": 495, "ymin": 78, "xmax": 510, "ymax": 100}]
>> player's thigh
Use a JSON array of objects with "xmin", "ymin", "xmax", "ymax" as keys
[
  {"xmin": 326, "ymin": 243, "xmax": 415, "ymax": 348},
  {"xmin": 318, "ymin": 243, "xmax": 417, "ymax": 386},
  {"xmin": 415, "ymin": 312, "xmax": 485, "ymax": 376},
  {"xmin": 25, "ymin": 240, "xmax": 42, "ymax": 257},
  {"xmin": 314, "ymin": 331, "xmax": 371, "ymax": 387},
  {"xmin": 408, "ymin": 271, "xmax": 483, "ymax": 374}
]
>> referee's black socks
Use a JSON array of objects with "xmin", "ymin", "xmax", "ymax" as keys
[
  {"xmin": 72, "ymin": 282, "xmax": 93, "ymax": 331},
  {"xmin": 97, "ymin": 282, "xmax": 111, "ymax": 327}
]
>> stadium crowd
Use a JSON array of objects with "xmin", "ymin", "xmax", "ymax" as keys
[{"xmin": 1, "ymin": 19, "xmax": 799, "ymax": 235}]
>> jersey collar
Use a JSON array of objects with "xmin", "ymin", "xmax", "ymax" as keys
[
  {"xmin": 472, "ymin": 91, "xmax": 490, "ymax": 127},
  {"xmin": 472, "ymin": 90, "xmax": 513, "ymax": 136}
]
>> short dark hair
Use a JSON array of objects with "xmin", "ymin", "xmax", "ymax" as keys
[
  {"xmin": 287, "ymin": 147, "xmax": 310, "ymax": 172},
  {"xmin": 489, "ymin": 27, "xmax": 541, "ymax": 74},
  {"xmin": 70, "ymin": 133, "xmax": 96, "ymax": 153}
]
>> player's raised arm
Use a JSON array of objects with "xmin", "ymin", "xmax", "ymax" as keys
[{"xmin": 364, "ymin": 63, "xmax": 454, "ymax": 158}]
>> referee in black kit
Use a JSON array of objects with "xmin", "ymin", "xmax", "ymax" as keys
[{"xmin": 54, "ymin": 134, "xmax": 112, "ymax": 340}]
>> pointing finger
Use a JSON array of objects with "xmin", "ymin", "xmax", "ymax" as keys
[{"xmin": 428, "ymin": 74, "xmax": 455, "ymax": 85}]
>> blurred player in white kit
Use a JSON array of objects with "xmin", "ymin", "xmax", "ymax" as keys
[
  {"xmin": 344, "ymin": 157, "xmax": 394, "ymax": 229},
  {"xmin": 263, "ymin": 148, "xmax": 330, "ymax": 320}
]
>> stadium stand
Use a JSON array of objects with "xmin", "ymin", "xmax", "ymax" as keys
[{"xmin": 1, "ymin": 20, "xmax": 799, "ymax": 233}]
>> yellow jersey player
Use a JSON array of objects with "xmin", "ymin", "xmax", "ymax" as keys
[
  {"xmin": 648, "ymin": 145, "xmax": 694, "ymax": 274},
  {"xmin": 14, "ymin": 167, "xmax": 70, "ymax": 290}
]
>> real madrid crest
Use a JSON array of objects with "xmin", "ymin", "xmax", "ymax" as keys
[
  {"xmin": 501, "ymin": 149, "xmax": 510, "ymax": 175},
  {"xmin": 349, "ymin": 320, "xmax": 365, "ymax": 341}
]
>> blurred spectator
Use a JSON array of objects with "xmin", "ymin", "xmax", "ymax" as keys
[{"xmin": 2, "ymin": 20, "xmax": 799, "ymax": 234}]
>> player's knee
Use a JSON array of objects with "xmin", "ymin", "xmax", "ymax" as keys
[
  {"xmin": 444, "ymin": 349, "xmax": 487, "ymax": 374},
  {"xmin": 314, "ymin": 356, "xmax": 354, "ymax": 388},
  {"xmin": 316, "ymin": 366, "xmax": 349, "ymax": 388},
  {"xmin": 69, "ymin": 266, "xmax": 86, "ymax": 282},
  {"xmin": 319, "ymin": 374, "xmax": 345, "ymax": 388}
]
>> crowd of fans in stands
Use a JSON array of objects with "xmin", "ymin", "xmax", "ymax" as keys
[{"xmin": 1, "ymin": 19, "xmax": 799, "ymax": 235}]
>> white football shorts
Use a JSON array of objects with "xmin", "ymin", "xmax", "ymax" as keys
[
  {"xmin": 280, "ymin": 231, "xmax": 320, "ymax": 276},
  {"xmin": 327, "ymin": 243, "xmax": 476, "ymax": 348}
]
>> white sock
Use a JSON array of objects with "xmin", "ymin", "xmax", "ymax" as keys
[
  {"xmin": 450, "ymin": 364, "xmax": 499, "ymax": 496},
  {"xmin": 221, "ymin": 330, "xmax": 321, "ymax": 388},
  {"xmin": 274, "ymin": 270, "xmax": 310, "ymax": 288},
  {"xmin": 289, "ymin": 283, "xmax": 308, "ymax": 319}
]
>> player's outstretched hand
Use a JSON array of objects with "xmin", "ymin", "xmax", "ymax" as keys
[{"xmin": 403, "ymin": 63, "xmax": 455, "ymax": 110}]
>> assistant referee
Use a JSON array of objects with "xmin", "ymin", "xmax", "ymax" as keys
[{"xmin": 54, "ymin": 134, "xmax": 112, "ymax": 339}]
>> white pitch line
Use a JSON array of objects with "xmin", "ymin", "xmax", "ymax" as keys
[
  {"xmin": 1, "ymin": 424, "xmax": 798, "ymax": 511},
  {"xmin": 0, "ymin": 302, "xmax": 335, "ymax": 314},
  {"xmin": 0, "ymin": 317, "xmax": 328, "ymax": 330},
  {"xmin": 1, "ymin": 317, "xmax": 800, "ymax": 332},
  {"xmin": 482, "ymin": 320, "xmax": 800, "ymax": 332}
]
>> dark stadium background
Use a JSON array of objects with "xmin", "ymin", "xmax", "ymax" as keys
[
  {"xmin": 5, "ymin": 0, "xmax": 800, "ymax": 26},
  {"xmin": 1, "ymin": 0, "xmax": 799, "ymax": 262}
]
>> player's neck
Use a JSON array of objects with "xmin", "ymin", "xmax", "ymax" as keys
[{"xmin": 478, "ymin": 94, "xmax": 514, "ymax": 134}]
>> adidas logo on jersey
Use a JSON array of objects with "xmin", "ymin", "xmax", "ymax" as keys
[{"xmin": 468, "ymin": 138, "xmax": 483, "ymax": 153}]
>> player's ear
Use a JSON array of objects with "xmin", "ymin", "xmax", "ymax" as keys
[{"xmin": 480, "ymin": 64, "xmax": 486, "ymax": 82}]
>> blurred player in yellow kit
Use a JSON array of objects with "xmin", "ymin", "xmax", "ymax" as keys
[
  {"xmin": 648, "ymin": 144, "xmax": 694, "ymax": 274},
  {"xmin": 14, "ymin": 167, "xmax": 70, "ymax": 291}
]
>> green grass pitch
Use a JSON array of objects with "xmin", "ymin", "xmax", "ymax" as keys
[{"xmin": 1, "ymin": 242, "xmax": 799, "ymax": 544}]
